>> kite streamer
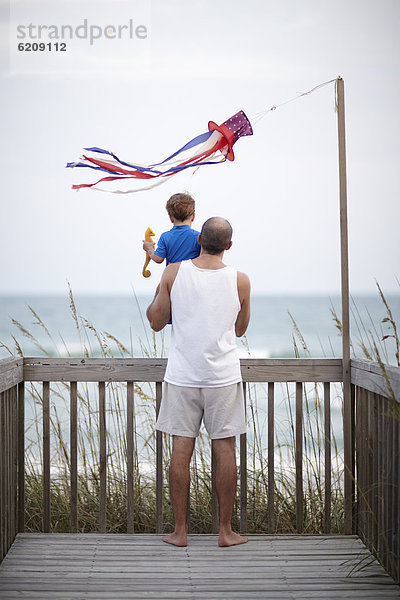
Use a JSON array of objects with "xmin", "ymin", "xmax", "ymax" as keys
[
  {"xmin": 66, "ymin": 111, "xmax": 253, "ymax": 194},
  {"xmin": 66, "ymin": 78, "xmax": 337, "ymax": 194}
]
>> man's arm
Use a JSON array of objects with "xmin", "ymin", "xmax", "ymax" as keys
[
  {"xmin": 235, "ymin": 271, "xmax": 251, "ymax": 337},
  {"xmin": 143, "ymin": 240, "xmax": 165, "ymax": 264},
  {"xmin": 146, "ymin": 263, "xmax": 179, "ymax": 331}
]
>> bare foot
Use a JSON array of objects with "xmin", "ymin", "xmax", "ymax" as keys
[
  {"xmin": 218, "ymin": 531, "xmax": 248, "ymax": 547},
  {"xmin": 162, "ymin": 532, "xmax": 187, "ymax": 547}
]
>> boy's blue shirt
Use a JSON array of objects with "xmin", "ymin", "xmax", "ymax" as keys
[{"xmin": 154, "ymin": 225, "xmax": 201, "ymax": 265}]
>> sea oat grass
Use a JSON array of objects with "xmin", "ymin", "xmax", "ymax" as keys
[{"xmin": 1, "ymin": 282, "xmax": 398, "ymax": 535}]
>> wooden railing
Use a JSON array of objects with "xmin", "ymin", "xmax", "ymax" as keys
[
  {"xmin": 352, "ymin": 358, "xmax": 400, "ymax": 584},
  {"xmin": 0, "ymin": 358, "xmax": 23, "ymax": 562},
  {"xmin": 0, "ymin": 356, "xmax": 399, "ymax": 584}
]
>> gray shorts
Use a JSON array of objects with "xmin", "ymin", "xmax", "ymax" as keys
[{"xmin": 156, "ymin": 382, "xmax": 246, "ymax": 440}]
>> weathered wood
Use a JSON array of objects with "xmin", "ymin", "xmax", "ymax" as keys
[
  {"xmin": 267, "ymin": 382, "xmax": 275, "ymax": 533},
  {"xmin": 351, "ymin": 383, "xmax": 356, "ymax": 533},
  {"xmin": 337, "ymin": 76, "xmax": 352, "ymax": 538},
  {"xmin": 323, "ymin": 382, "xmax": 331, "ymax": 534},
  {"xmin": 155, "ymin": 382, "xmax": 163, "ymax": 534},
  {"xmin": 379, "ymin": 395, "xmax": 385, "ymax": 563},
  {"xmin": 126, "ymin": 382, "xmax": 134, "ymax": 534},
  {"xmin": 1, "ymin": 534, "xmax": 400, "ymax": 599},
  {"xmin": 371, "ymin": 392, "xmax": 379, "ymax": 558},
  {"xmin": 12, "ymin": 386, "xmax": 17, "ymax": 551},
  {"xmin": 23, "ymin": 358, "xmax": 167, "ymax": 383},
  {"xmin": 69, "ymin": 382, "xmax": 77, "ymax": 533},
  {"xmin": 295, "ymin": 382, "xmax": 303, "ymax": 533},
  {"xmin": 0, "ymin": 359, "xmax": 23, "ymax": 394},
  {"xmin": 391, "ymin": 415, "xmax": 398, "ymax": 582},
  {"xmin": 359, "ymin": 387, "xmax": 367, "ymax": 542},
  {"xmin": 366, "ymin": 391, "xmax": 374, "ymax": 555},
  {"xmin": 351, "ymin": 358, "xmax": 400, "ymax": 402},
  {"xmin": 392, "ymin": 411, "xmax": 399, "ymax": 584},
  {"xmin": 17, "ymin": 382, "xmax": 24, "ymax": 534},
  {"xmin": 98, "ymin": 382, "xmax": 106, "ymax": 533},
  {"xmin": 240, "ymin": 383, "xmax": 247, "ymax": 534},
  {"xmin": 0, "ymin": 357, "xmax": 22, "ymax": 374},
  {"xmin": 0, "ymin": 391, "xmax": 5, "ymax": 561},
  {"xmin": 21, "ymin": 357, "xmax": 343, "ymax": 383},
  {"xmin": 385, "ymin": 396, "xmax": 393, "ymax": 577},
  {"xmin": 5, "ymin": 390, "xmax": 10, "ymax": 553},
  {"xmin": 42, "ymin": 382, "xmax": 50, "ymax": 533},
  {"xmin": 2, "ymin": 353, "xmax": 399, "ymax": 585}
]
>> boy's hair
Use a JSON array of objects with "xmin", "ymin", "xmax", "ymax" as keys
[
  {"xmin": 200, "ymin": 217, "xmax": 233, "ymax": 255},
  {"xmin": 166, "ymin": 192, "xmax": 195, "ymax": 222}
]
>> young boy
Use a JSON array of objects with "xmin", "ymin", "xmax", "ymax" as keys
[{"xmin": 143, "ymin": 192, "xmax": 200, "ymax": 265}]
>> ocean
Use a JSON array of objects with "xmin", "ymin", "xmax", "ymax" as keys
[{"xmin": 1, "ymin": 293, "xmax": 399, "ymax": 362}]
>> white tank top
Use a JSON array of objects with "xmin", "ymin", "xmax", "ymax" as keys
[{"xmin": 164, "ymin": 260, "xmax": 242, "ymax": 388}]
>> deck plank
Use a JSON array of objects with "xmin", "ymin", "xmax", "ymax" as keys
[{"xmin": 0, "ymin": 534, "xmax": 399, "ymax": 599}]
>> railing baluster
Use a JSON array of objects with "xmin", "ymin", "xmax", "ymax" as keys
[
  {"xmin": 323, "ymin": 382, "xmax": 331, "ymax": 534},
  {"xmin": 394, "ymin": 414, "xmax": 399, "ymax": 584},
  {"xmin": 377, "ymin": 394, "xmax": 384, "ymax": 561},
  {"xmin": 354, "ymin": 387, "xmax": 360, "ymax": 532},
  {"xmin": 17, "ymin": 381, "xmax": 24, "ymax": 533},
  {"xmin": 295, "ymin": 382, "xmax": 303, "ymax": 533},
  {"xmin": 98, "ymin": 382, "xmax": 106, "ymax": 533},
  {"xmin": 126, "ymin": 381, "xmax": 134, "ymax": 534},
  {"xmin": 386, "ymin": 396, "xmax": 394, "ymax": 576},
  {"xmin": 351, "ymin": 383, "xmax": 356, "ymax": 533},
  {"xmin": 267, "ymin": 382, "xmax": 275, "ymax": 534},
  {"xmin": 70, "ymin": 382, "xmax": 78, "ymax": 533},
  {"xmin": 360, "ymin": 387, "xmax": 367, "ymax": 541},
  {"xmin": 383, "ymin": 396, "xmax": 390, "ymax": 573},
  {"xmin": 366, "ymin": 391, "xmax": 374, "ymax": 552},
  {"xmin": 42, "ymin": 381, "xmax": 50, "ymax": 533},
  {"xmin": 5, "ymin": 390, "xmax": 10, "ymax": 551},
  {"xmin": 372, "ymin": 392, "xmax": 379, "ymax": 555},
  {"xmin": 240, "ymin": 382, "xmax": 247, "ymax": 534},
  {"xmin": 12, "ymin": 386, "xmax": 17, "ymax": 544},
  {"xmin": 0, "ymin": 390, "xmax": 4, "ymax": 561},
  {"xmin": 155, "ymin": 382, "xmax": 163, "ymax": 534}
]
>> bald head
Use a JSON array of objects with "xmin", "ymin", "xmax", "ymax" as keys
[{"xmin": 200, "ymin": 217, "xmax": 233, "ymax": 255}]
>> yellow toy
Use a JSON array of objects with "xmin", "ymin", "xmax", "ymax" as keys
[{"xmin": 142, "ymin": 227, "xmax": 156, "ymax": 278}]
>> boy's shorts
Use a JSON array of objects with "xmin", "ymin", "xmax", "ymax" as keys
[{"xmin": 156, "ymin": 382, "xmax": 246, "ymax": 440}]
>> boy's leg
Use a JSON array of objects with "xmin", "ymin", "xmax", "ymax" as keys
[
  {"xmin": 163, "ymin": 435, "xmax": 196, "ymax": 547},
  {"xmin": 212, "ymin": 437, "xmax": 248, "ymax": 547}
]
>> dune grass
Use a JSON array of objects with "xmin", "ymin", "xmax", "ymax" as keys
[{"xmin": 1, "ymin": 282, "xmax": 398, "ymax": 534}]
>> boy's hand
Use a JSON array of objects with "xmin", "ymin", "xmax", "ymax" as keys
[{"xmin": 143, "ymin": 240, "xmax": 155, "ymax": 253}]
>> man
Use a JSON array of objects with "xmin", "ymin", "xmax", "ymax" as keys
[{"xmin": 146, "ymin": 216, "xmax": 251, "ymax": 547}]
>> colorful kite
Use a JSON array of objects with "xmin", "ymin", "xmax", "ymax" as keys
[{"xmin": 66, "ymin": 111, "xmax": 253, "ymax": 194}]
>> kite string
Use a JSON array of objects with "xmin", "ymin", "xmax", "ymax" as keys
[{"xmin": 250, "ymin": 77, "xmax": 337, "ymax": 125}]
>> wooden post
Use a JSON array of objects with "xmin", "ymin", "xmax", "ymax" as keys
[
  {"xmin": 42, "ymin": 382, "xmax": 50, "ymax": 533},
  {"xmin": 336, "ymin": 76, "xmax": 353, "ymax": 534},
  {"xmin": 17, "ymin": 381, "xmax": 25, "ymax": 533},
  {"xmin": 98, "ymin": 382, "xmax": 106, "ymax": 533},
  {"xmin": 155, "ymin": 382, "xmax": 163, "ymax": 534},
  {"xmin": 70, "ymin": 382, "xmax": 78, "ymax": 533},
  {"xmin": 126, "ymin": 382, "xmax": 135, "ymax": 534}
]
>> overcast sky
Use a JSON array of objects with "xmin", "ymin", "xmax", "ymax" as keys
[{"xmin": 0, "ymin": 0, "xmax": 399, "ymax": 296}]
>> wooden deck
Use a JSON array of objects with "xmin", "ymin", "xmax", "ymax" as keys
[{"xmin": 0, "ymin": 534, "xmax": 399, "ymax": 599}]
